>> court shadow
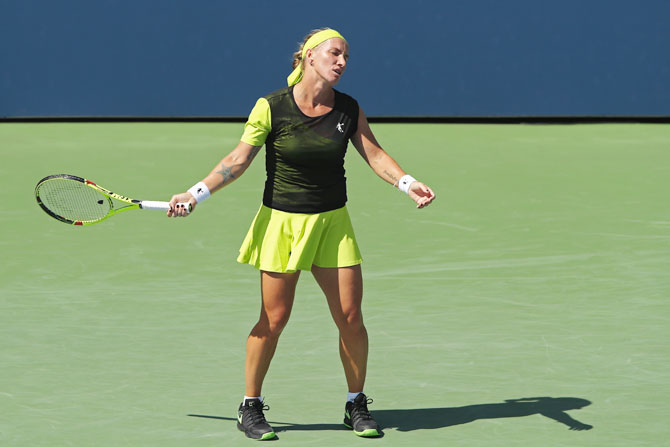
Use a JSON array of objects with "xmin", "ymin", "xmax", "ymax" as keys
[
  {"xmin": 187, "ymin": 414, "xmax": 346, "ymax": 435},
  {"xmin": 373, "ymin": 397, "xmax": 593, "ymax": 431},
  {"xmin": 188, "ymin": 396, "xmax": 593, "ymax": 434}
]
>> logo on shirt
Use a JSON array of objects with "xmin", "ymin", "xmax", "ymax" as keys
[{"xmin": 336, "ymin": 122, "xmax": 345, "ymax": 133}]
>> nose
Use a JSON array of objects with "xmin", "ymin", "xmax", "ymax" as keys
[{"xmin": 338, "ymin": 55, "xmax": 347, "ymax": 69}]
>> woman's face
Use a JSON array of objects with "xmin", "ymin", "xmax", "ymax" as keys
[{"xmin": 307, "ymin": 38, "xmax": 349, "ymax": 85}]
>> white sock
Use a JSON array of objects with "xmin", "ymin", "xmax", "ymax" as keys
[
  {"xmin": 243, "ymin": 395, "xmax": 262, "ymax": 403},
  {"xmin": 347, "ymin": 392, "xmax": 362, "ymax": 403}
]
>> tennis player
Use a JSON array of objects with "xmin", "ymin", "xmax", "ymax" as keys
[{"xmin": 168, "ymin": 28, "xmax": 435, "ymax": 440}]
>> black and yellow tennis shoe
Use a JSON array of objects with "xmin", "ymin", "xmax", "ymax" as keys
[
  {"xmin": 237, "ymin": 398, "xmax": 276, "ymax": 441},
  {"xmin": 343, "ymin": 393, "xmax": 381, "ymax": 437}
]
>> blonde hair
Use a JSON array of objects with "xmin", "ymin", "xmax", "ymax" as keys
[{"xmin": 291, "ymin": 27, "xmax": 334, "ymax": 69}]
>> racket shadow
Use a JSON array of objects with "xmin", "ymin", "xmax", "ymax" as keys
[{"xmin": 186, "ymin": 414, "xmax": 346, "ymax": 433}]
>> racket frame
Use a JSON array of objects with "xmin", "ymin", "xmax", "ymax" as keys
[{"xmin": 35, "ymin": 174, "xmax": 184, "ymax": 226}]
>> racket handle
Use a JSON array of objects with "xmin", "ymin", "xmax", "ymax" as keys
[{"xmin": 140, "ymin": 201, "xmax": 191, "ymax": 214}]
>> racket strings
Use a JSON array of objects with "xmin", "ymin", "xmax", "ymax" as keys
[{"xmin": 37, "ymin": 179, "xmax": 111, "ymax": 222}]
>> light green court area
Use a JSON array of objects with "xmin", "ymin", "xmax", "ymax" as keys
[{"xmin": 1, "ymin": 122, "xmax": 668, "ymax": 446}]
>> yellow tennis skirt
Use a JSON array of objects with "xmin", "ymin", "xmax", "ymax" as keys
[{"xmin": 237, "ymin": 204, "xmax": 362, "ymax": 273}]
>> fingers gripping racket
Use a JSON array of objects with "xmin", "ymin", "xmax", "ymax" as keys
[{"xmin": 35, "ymin": 174, "xmax": 190, "ymax": 226}]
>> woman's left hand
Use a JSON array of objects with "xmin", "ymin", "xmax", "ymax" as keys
[{"xmin": 409, "ymin": 182, "xmax": 436, "ymax": 209}]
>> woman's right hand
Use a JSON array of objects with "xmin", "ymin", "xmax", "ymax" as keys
[{"xmin": 167, "ymin": 192, "xmax": 197, "ymax": 217}]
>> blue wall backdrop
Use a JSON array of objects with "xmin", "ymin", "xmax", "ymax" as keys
[{"xmin": 1, "ymin": 0, "xmax": 669, "ymax": 117}]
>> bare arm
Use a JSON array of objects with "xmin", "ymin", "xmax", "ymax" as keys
[
  {"xmin": 167, "ymin": 141, "xmax": 262, "ymax": 216},
  {"xmin": 350, "ymin": 107, "xmax": 435, "ymax": 209}
]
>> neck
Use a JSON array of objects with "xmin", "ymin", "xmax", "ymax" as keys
[{"xmin": 293, "ymin": 72, "xmax": 335, "ymax": 107}]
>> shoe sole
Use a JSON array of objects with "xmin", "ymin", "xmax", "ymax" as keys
[
  {"xmin": 344, "ymin": 422, "xmax": 381, "ymax": 437},
  {"xmin": 355, "ymin": 428, "xmax": 381, "ymax": 437},
  {"xmin": 237, "ymin": 422, "xmax": 277, "ymax": 440}
]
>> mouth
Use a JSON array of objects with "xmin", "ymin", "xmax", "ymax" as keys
[{"xmin": 333, "ymin": 68, "xmax": 343, "ymax": 77}]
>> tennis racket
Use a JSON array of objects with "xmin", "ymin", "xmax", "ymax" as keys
[{"xmin": 35, "ymin": 174, "xmax": 191, "ymax": 226}]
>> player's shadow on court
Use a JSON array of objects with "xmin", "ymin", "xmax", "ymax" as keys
[
  {"xmin": 373, "ymin": 397, "xmax": 593, "ymax": 432},
  {"xmin": 188, "ymin": 396, "xmax": 592, "ymax": 434}
]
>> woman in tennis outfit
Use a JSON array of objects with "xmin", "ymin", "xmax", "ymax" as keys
[{"xmin": 168, "ymin": 28, "xmax": 435, "ymax": 440}]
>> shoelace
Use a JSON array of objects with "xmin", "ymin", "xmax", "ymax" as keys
[
  {"xmin": 352, "ymin": 397, "xmax": 374, "ymax": 422},
  {"xmin": 247, "ymin": 402, "xmax": 270, "ymax": 425}
]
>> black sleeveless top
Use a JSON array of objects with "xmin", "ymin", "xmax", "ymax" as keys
[{"xmin": 259, "ymin": 86, "xmax": 359, "ymax": 213}]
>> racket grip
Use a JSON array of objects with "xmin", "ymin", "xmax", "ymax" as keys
[{"xmin": 140, "ymin": 201, "xmax": 191, "ymax": 214}]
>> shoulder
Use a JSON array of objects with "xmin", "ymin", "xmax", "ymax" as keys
[
  {"xmin": 263, "ymin": 87, "xmax": 292, "ymax": 104},
  {"xmin": 333, "ymin": 89, "xmax": 359, "ymax": 109}
]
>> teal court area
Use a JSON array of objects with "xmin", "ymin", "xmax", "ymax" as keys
[{"xmin": 1, "ymin": 123, "xmax": 668, "ymax": 446}]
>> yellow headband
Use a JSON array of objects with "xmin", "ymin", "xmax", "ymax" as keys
[{"xmin": 287, "ymin": 29, "xmax": 347, "ymax": 86}]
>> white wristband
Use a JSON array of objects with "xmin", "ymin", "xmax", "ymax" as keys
[
  {"xmin": 397, "ymin": 174, "xmax": 417, "ymax": 194},
  {"xmin": 187, "ymin": 181, "xmax": 211, "ymax": 204}
]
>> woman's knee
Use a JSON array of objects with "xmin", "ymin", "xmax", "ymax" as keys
[
  {"xmin": 255, "ymin": 308, "xmax": 292, "ymax": 338},
  {"xmin": 268, "ymin": 310, "xmax": 291, "ymax": 336},
  {"xmin": 257, "ymin": 270, "xmax": 300, "ymax": 338},
  {"xmin": 335, "ymin": 307, "xmax": 364, "ymax": 334}
]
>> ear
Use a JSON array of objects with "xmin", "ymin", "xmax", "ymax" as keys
[{"xmin": 305, "ymin": 48, "xmax": 314, "ymax": 65}]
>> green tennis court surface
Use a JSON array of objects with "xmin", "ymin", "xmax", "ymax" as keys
[{"xmin": 1, "ymin": 122, "xmax": 668, "ymax": 446}]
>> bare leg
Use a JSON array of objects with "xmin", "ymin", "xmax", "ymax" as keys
[
  {"xmin": 245, "ymin": 270, "xmax": 301, "ymax": 397},
  {"xmin": 311, "ymin": 265, "xmax": 368, "ymax": 393}
]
